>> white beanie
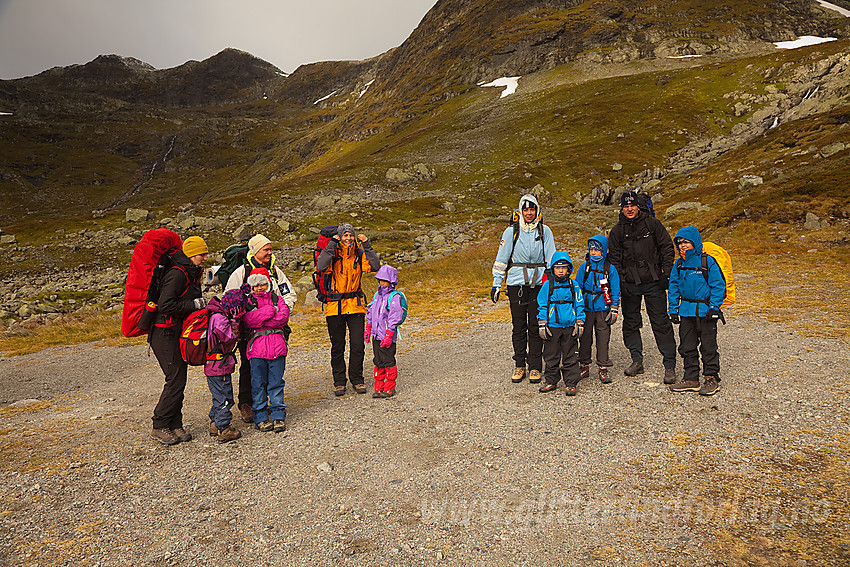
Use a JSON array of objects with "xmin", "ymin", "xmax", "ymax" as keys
[{"xmin": 248, "ymin": 234, "xmax": 271, "ymax": 256}]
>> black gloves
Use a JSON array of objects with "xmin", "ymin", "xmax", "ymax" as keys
[
  {"xmin": 706, "ymin": 309, "xmax": 721, "ymax": 321},
  {"xmin": 490, "ymin": 287, "xmax": 500, "ymax": 303},
  {"xmin": 669, "ymin": 313, "xmax": 680, "ymax": 325}
]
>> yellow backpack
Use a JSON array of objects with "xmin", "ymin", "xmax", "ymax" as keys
[{"xmin": 701, "ymin": 241, "xmax": 736, "ymax": 309}]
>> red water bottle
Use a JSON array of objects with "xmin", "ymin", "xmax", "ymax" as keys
[{"xmin": 600, "ymin": 278, "xmax": 612, "ymax": 306}]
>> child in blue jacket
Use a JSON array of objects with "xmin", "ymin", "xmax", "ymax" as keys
[
  {"xmin": 575, "ymin": 235, "xmax": 621, "ymax": 384},
  {"xmin": 667, "ymin": 226, "xmax": 725, "ymax": 396},
  {"xmin": 537, "ymin": 252, "xmax": 585, "ymax": 396}
]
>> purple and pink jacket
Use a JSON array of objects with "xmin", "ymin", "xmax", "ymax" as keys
[
  {"xmin": 243, "ymin": 291, "xmax": 290, "ymax": 360},
  {"xmin": 366, "ymin": 265, "xmax": 404, "ymax": 344},
  {"xmin": 204, "ymin": 297, "xmax": 239, "ymax": 377}
]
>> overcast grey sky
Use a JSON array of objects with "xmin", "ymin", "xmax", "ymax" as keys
[{"xmin": 0, "ymin": 0, "xmax": 439, "ymax": 79}]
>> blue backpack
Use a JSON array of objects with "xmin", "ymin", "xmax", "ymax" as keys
[{"xmin": 373, "ymin": 289, "xmax": 408, "ymax": 325}]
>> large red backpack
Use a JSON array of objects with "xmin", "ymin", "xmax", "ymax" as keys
[
  {"xmin": 180, "ymin": 309, "xmax": 209, "ymax": 365},
  {"xmin": 121, "ymin": 229, "xmax": 183, "ymax": 337},
  {"xmin": 311, "ymin": 225, "xmax": 363, "ymax": 303}
]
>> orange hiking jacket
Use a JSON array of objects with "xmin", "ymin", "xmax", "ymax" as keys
[{"xmin": 319, "ymin": 239, "xmax": 379, "ymax": 317}]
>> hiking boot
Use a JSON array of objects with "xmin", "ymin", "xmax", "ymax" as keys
[
  {"xmin": 256, "ymin": 420, "xmax": 274, "ymax": 432},
  {"xmin": 273, "ymin": 420, "xmax": 286, "ymax": 433},
  {"xmin": 172, "ymin": 427, "xmax": 192, "ymax": 443},
  {"xmin": 372, "ymin": 391, "xmax": 383, "ymax": 398},
  {"xmin": 209, "ymin": 421, "xmax": 217, "ymax": 437},
  {"xmin": 334, "ymin": 385, "xmax": 346, "ymax": 397},
  {"xmin": 353, "ymin": 383, "xmax": 367, "ymax": 394},
  {"xmin": 624, "ymin": 360, "xmax": 644, "ymax": 376},
  {"xmin": 598, "ymin": 367, "xmax": 612, "ymax": 384},
  {"xmin": 217, "ymin": 426, "xmax": 241, "ymax": 444},
  {"xmin": 669, "ymin": 379, "xmax": 701, "ymax": 393},
  {"xmin": 699, "ymin": 376, "xmax": 720, "ymax": 396},
  {"xmin": 511, "ymin": 367, "xmax": 526, "ymax": 383},
  {"xmin": 239, "ymin": 403, "xmax": 254, "ymax": 423},
  {"xmin": 663, "ymin": 367, "xmax": 677, "ymax": 385},
  {"xmin": 383, "ymin": 390, "xmax": 395, "ymax": 398},
  {"xmin": 580, "ymin": 364, "xmax": 590, "ymax": 380},
  {"xmin": 528, "ymin": 370, "xmax": 542, "ymax": 383},
  {"xmin": 151, "ymin": 427, "xmax": 179, "ymax": 446}
]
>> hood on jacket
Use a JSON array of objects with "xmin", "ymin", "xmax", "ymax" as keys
[
  {"xmin": 588, "ymin": 234, "xmax": 609, "ymax": 262},
  {"xmin": 374, "ymin": 264, "xmax": 399, "ymax": 289},
  {"xmin": 517, "ymin": 193, "xmax": 541, "ymax": 233},
  {"xmin": 549, "ymin": 250, "xmax": 573, "ymax": 283},
  {"xmin": 206, "ymin": 296, "xmax": 225, "ymax": 316},
  {"xmin": 674, "ymin": 226, "xmax": 703, "ymax": 261}
]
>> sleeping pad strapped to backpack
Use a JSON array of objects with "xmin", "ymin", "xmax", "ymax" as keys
[{"xmin": 121, "ymin": 228, "xmax": 183, "ymax": 338}]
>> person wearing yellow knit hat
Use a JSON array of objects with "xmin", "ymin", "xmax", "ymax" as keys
[
  {"xmin": 149, "ymin": 235, "xmax": 207, "ymax": 446},
  {"xmin": 182, "ymin": 236, "xmax": 209, "ymax": 262}
]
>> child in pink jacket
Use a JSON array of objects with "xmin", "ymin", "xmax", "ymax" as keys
[
  {"xmin": 205, "ymin": 286, "xmax": 249, "ymax": 443},
  {"xmin": 244, "ymin": 268, "xmax": 290, "ymax": 433}
]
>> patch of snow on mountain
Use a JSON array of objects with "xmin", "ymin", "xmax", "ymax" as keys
[
  {"xmin": 479, "ymin": 77, "xmax": 520, "ymax": 98},
  {"xmin": 358, "ymin": 79, "xmax": 375, "ymax": 99},
  {"xmin": 774, "ymin": 36, "xmax": 837, "ymax": 49},
  {"xmin": 817, "ymin": 0, "xmax": 850, "ymax": 17},
  {"xmin": 668, "ymin": 55, "xmax": 703, "ymax": 59},
  {"xmin": 314, "ymin": 90, "xmax": 338, "ymax": 104}
]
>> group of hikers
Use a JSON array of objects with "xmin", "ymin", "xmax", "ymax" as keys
[
  {"xmin": 144, "ymin": 190, "xmax": 728, "ymax": 446},
  {"xmin": 491, "ymin": 191, "xmax": 726, "ymax": 397},
  {"xmin": 147, "ymin": 225, "xmax": 403, "ymax": 445}
]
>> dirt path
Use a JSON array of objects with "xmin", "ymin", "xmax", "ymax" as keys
[{"xmin": 0, "ymin": 305, "xmax": 848, "ymax": 566}]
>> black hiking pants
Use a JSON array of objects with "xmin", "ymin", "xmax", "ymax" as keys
[
  {"xmin": 507, "ymin": 285, "xmax": 543, "ymax": 372},
  {"xmin": 678, "ymin": 316, "xmax": 720, "ymax": 381},
  {"xmin": 327, "ymin": 313, "xmax": 366, "ymax": 387},
  {"xmin": 621, "ymin": 281, "xmax": 677, "ymax": 369},
  {"xmin": 150, "ymin": 326, "xmax": 187, "ymax": 430},
  {"xmin": 542, "ymin": 326, "xmax": 580, "ymax": 387}
]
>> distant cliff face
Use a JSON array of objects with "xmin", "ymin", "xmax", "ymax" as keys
[{"xmin": 0, "ymin": 49, "xmax": 287, "ymax": 114}]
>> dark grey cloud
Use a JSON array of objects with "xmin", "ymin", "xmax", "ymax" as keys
[{"xmin": 0, "ymin": 0, "xmax": 438, "ymax": 79}]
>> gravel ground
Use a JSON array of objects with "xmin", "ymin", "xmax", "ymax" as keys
[{"xmin": 0, "ymin": 303, "xmax": 848, "ymax": 566}]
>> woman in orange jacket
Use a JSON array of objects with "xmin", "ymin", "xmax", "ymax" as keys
[{"xmin": 316, "ymin": 223, "xmax": 380, "ymax": 396}]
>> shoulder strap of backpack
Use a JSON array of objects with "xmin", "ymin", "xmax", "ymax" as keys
[
  {"xmin": 506, "ymin": 222, "xmax": 520, "ymax": 269},
  {"xmin": 171, "ymin": 264, "xmax": 191, "ymax": 298}
]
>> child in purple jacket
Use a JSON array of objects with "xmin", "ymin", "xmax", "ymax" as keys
[
  {"xmin": 244, "ymin": 268, "xmax": 290, "ymax": 433},
  {"xmin": 205, "ymin": 286, "xmax": 249, "ymax": 444},
  {"xmin": 365, "ymin": 265, "xmax": 405, "ymax": 398}
]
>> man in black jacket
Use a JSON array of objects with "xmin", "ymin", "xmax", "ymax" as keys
[
  {"xmin": 150, "ymin": 236, "xmax": 207, "ymax": 445},
  {"xmin": 608, "ymin": 192, "xmax": 677, "ymax": 383}
]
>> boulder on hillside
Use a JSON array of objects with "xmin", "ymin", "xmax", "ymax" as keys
[
  {"xmin": 385, "ymin": 163, "xmax": 436, "ymax": 184},
  {"xmin": 664, "ymin": 201, "xmax": 710, "ymax": 218},
  {"xmin": 819, "ymin": 142, "xmax": 845, "ymax": 158},
  {"xmin": 585, "ymin": 182, "xmax": 613, "ymax": 205},
  {"xmin": 530, "ymin": 183, "xmax": 552, "ymax": 203},
  {"xmin": 232, "ymin": 222, "xmax": 253, "ymax": 241},
  {"xmin": 0, "ymin": 234, "xmax": 16, "ymax": 245},
  {"xmin": 804, "ymin": 212, "xmax": 829, "ymax": 230},
  {"xmin": 125, "ymin": 208, "xmax": 150, "ymax": 223},
  {"xmin": 738, "ymin": 175, "xmax": 763, "ymax": 190}
]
